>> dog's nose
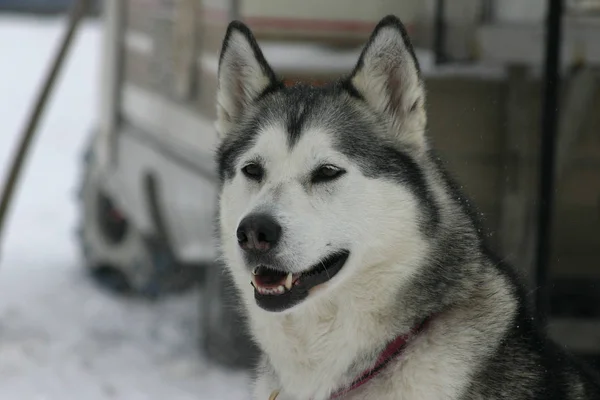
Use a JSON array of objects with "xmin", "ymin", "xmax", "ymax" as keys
[{"xmin": 236, "ymin": 213, "xmax": 281, "ymax": 253}]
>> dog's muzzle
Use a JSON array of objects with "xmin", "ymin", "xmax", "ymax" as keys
[{"xmin": 250, "ymin": 250, "xmax": 350, "ymax": 312}]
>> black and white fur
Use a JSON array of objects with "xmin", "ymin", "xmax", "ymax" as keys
[{"xmin": 215, "ymin": 15, "xmax": 600, "ymax": 400}]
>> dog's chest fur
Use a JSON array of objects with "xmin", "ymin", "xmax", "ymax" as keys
[{"xmin": 252, "ymin": 270, "xmax": 516, "ymax": 400}]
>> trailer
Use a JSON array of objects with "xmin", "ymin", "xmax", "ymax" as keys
[{"xmin": 79, "ymin": 0, "xmax": 600, "ymax": 369}]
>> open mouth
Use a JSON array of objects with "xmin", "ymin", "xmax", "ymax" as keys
[{"xmin": 250, "ymin": 250, "xmax": 350, "ymax": 312}]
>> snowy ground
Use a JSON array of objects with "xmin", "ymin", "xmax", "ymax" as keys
[{"xmin": 0, "ymin": 15, "xmax": 249, "ymax": 399}]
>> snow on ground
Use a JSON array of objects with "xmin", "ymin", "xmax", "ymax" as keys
[{"xmin": 0, "ymin": 15, "xmax": 249, "ymax": 399}]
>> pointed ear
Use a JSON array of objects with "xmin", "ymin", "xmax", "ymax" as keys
[
  {"xmin": 349, "ymin": 16, "xmax": 427, "ymax": 150},
  {"xmin": 216, "ymin": 21, "xmax": 279, "ymax": 137}
]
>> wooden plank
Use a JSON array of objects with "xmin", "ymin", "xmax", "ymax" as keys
[
  {"xmin": 557, "ymin": 166, "xmax": 600, "ymax": 207},
  {"xmin": 498, "ymin": 66, "xmax": 539, "ymax": 285},
  {"xmin": 550, "ymin": 255, "xmax": 600, "ymax": 278},
  {"xmin": 555, "ymin": 67, "xmax": 598, "ymax": 181},
  {"xmin": 443, "ymin": 157, "xmax": 502, "ymax": 206},
  {"xmin": 426, "ymin": 78, "xmax": 505, "ymax": 156},
  {"xmin": 548, "ymin": 318, "xmax": 600, "ymax": 353},
  {"xmin": 551, "ymin": 204, "xmax": 600, "ymax": 256}
]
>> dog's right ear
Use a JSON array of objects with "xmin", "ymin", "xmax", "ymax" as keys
[
  {"xmin": 348, "ymin": 16, "xmax": 427, "ymax": 152},
  {"xmin": 216, "ymin": 21, "xmax": 278, "ymax": 138}
]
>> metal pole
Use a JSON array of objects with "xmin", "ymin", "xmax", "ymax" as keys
[
  {"xmin": 481, "ymin": 0, "xmax": 495, "ymax": 23},
  {"xmin": 230, "ymin": 0, "xmax": 241, "ymax": 21},
  {"xmin": 433, "ymin": 0, "xmax": 446, "ymax": 65},
  {"xmin": 535, "ymin": 0, "xmax": 564, "ymax": 329},
  {"xmin": 0, "ymin": 0, "xmax": 92, "ymax": 253}
]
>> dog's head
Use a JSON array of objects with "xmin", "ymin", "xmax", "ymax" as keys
[{"xmin": 216, "ymin": 16, "xmax": 434, "ymax": 313}]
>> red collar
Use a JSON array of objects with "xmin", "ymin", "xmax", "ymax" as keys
[{"xmin": 329, "ymin": 317, "xmax": 432, "ymax": 399}]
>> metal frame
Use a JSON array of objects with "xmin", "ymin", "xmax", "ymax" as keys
[
  {"xmin": 534, "ymin": 0, "xmax": 564, "ymax": 327},
  {"xmin": 97, "ymin": 0, "xmax": 126, "ymax": 170},
  {"xmin": 0, "ymin": 0, "xmax": 93, "ymax": 249},
  {"xmin": 433, "ymin": 0, "xmax": 447, "ymax": 65}
]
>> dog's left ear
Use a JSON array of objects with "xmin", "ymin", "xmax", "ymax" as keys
[
  {"xmin": 349, "ymin": 15, "xmax": 427, "ymax": 150},
  {"xmin": 216, "ymin": 21, "xmax": 279, "ymax": 137}
]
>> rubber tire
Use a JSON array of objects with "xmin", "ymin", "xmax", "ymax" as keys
[{"xmin": 76, "ymin": 135, "xmax": 197, "ymax": 298}]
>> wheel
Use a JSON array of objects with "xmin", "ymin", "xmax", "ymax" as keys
[{"xmin": 76, "ymin": 134, "xmax": 199, "ymax": 298}]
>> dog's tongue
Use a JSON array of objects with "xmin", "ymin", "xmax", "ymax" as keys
[{"xmin": 252, "ymin": 266, "xmax": 294, "ymax": 289}]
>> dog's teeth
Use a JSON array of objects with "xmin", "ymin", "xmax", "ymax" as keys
[
  {"xmin": 284, "ymin": 273, "xmax": 293, "ymax": 290},
  {"xmin": 255, "ymin": 285, "xmax": 286, "ymax": 295},
  {"xmin": 252, "ymin": 267, "xmax": 259, "ymax": 275}
]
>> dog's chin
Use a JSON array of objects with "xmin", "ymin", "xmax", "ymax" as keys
[{"xmin": 249, "ymin": 250, "xmax": 350, "ymax": 312}]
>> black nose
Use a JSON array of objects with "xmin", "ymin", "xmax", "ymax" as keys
[{"xmin": 236, "ymin": 213, "xmax": 281, "ymax": 253}]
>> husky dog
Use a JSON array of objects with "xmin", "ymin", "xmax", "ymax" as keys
[{"xmin": 215, "ymin": 15, "xmax": 600, "ymax": 400}]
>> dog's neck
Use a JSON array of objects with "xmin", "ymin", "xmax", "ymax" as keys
[
  {"xmin": 247, "ymin": 264, "xmax": 449, "ymax": 400},
  {"xmin": 246, "ymin": 254, "xmax": 514, "ymax": 400},
  {"xmin": 328, "ymin": 315, "xmax": 433, "ymax": 399}
]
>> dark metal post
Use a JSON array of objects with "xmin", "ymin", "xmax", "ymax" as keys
[
  {"xmin": 535, "ymin": 0, "xmax": 564, "ymax": 328},
  {"xmin": 433, "ymin": 0, "xmax": 446, "ymax": 65},
  {"xmin": 481, "ymin": 0, "xmax": 495, "ymax": 23}
]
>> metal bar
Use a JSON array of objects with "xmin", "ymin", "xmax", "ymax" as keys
[
  {"xmin": 433, "ymin": 0, "xmax": 446, "ymax": 65},
  {"xmin": 535, "ymin": 0, "xmax": 564, "ymax": 328},
  {"xmin": 0, "ymin": 0, "xmax": 92, "ymax": 252},
  {"xmin": 97, "ymin": 0, "xmax": 126, "ymax": 170},
  {"xmin": 230, "ymin": 0, "xmax": 241, "ymax": 21},
  {"xmin": 481, "ymin": 0, "xmax": 495, "ymax": 23}
]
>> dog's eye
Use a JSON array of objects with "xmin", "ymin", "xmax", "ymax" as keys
[
  {"xmin": 311, "ymin": 165, "xmax": 346, "ymax": 184},
  {"xmin": 242, "ymin": 163, "xmax": 264, "ymax": 181}
]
